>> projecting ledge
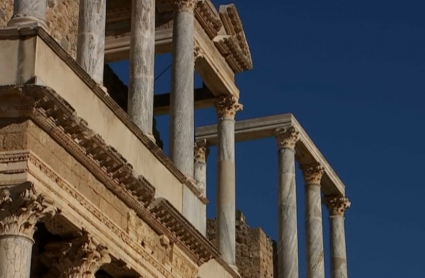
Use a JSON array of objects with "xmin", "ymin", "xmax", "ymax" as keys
[{"xmin": 195, "ymin": 113, "xmax": 346, "ymax": 196}]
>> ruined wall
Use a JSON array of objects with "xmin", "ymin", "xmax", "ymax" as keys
[
  {"xmin": 207, "ymin": 211, "xmax": 276, "ymax": 278},
  {"xmin": 0, "ymin": 0, "xmax": 79, "ymax": 58}
]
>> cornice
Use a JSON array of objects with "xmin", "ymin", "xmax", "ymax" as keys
[
  {"xmin": 0, "ymin": 85, "xmax": 218, "ymax": 265},
  {"xmin": 195, "ymin": 0, "xmax": 222, "ymax": 39},
  {"xmin": 216, "ymin": 4, "xmax": 253, "ymax": 73}
]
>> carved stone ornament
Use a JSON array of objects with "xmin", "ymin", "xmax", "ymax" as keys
[
  {"xmin": 194, "ymin": 45, "xmax": 205, "ymax": 62},
  {"xmin": 173, "ymin": 0, "xmax": 196, "ymax": 12},
  {"xmin": 44, "ymin": 230, "xmax": 111, "ymax": 278},
  {"xmin": 194, "ymin": 139, "xmax": 209, "ymax": 162},
  {"xmin": 324, "ymin": 196, "xmax": 351, "ymax": 216},
  {"xmin": 0, "ymin": 182, "xmax": 57, "ymax": 239},
  {"xmin": 301, "ymin": 163, "xmax": 325, "ymax": 185},
  {"xmin": 275, "ymin": 127, "xmax": 300, "ymax": 150},
  {"xmin": 214, "ymin": 95, "xmax": 243, "ymax": 120}
]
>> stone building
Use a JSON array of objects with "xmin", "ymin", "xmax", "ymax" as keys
[{"xmin": 0, "ymin": 1, "xmax": 350, "ymax": 278}]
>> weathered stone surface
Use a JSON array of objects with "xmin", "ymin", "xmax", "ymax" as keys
[
  {"xmin": 208, "ymin": 211, "xmax": 275, "ymax": 278},
  {"xmin": 0, "ymin": 0, "xmax": 79, "ymax": 58}
]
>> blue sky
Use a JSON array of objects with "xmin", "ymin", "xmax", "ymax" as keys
[{"xmin": 111, "ymin": 0, "xmax": 425, "ymax": 277}]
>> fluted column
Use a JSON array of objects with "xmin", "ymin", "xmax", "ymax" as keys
[
  {"xmin": 8, "ymin": 0, "xmax": 48, "ymax": 29},
  {"xmin": 169, "ymin": 0, "xmax": 196, "ymax": 178},
  {"xmin": 194, "ymin": 139, "xmax": 209, "ymax": 236},
  {"xmin": 44, "ymin": 231, "xmax": 111, "ymax": 278},
  {"xmin": 77, "ymin": 0, "xmax": 107, "ymax": 84},
  {"xmin": 128, "ymin": 0, "xmax": 155, "ymax": 140},
  {"xmin": 214, "ymin": 95, "xmax": 242, "ymax": 267},
  {"xmin": 0, "ymin": 184, "xmax": 57, "ymax": 278},
  {"xmin": 301, "ymin": 163, "xmax": 325, "ymax": 278},
  {"xmin": 275, "ymin": 127, "xmax": 300, "ymax": 278},
  {"xmin": 325, "ymin": 196, "xmax": 350, "ymax": 278}
]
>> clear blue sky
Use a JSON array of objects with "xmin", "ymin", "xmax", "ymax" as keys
[{"xmin": 111, "ymin": 1, "xmax": 425, "ymax": 277}]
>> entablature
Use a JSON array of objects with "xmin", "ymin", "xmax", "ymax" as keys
[{"xmin": 195, "ymin": 113, "xmax": 346, "ymax": 196}]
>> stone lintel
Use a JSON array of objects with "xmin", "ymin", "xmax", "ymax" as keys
[{"xmin": 195, "ymin": 113, "xmax": 346, "ymax": 196}]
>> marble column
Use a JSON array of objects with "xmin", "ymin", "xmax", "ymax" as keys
[
  {"xmin": 275, "ymin": 127, "xmax": 300, "ymax": 278},
  {"xmin": 45, "ymin": 231, "xmax": 111, "ymax": 278},
  {"xmin": 325, "ymin": 196, "xmax": 351, "ymax": 278},
  {"xmin": 214, "ymin": 96, "xmax": 242, "ymax": 267},
  {"xmin": 77, "ymin": 0, "xmax": 107, "ymax": 84},
  {"xmin": 8, "ymin": 0, "xmax": 48, "ymax": 28},
  {"xmin": 301, "ymin": 163, "xmax": 325, "ymax": 278},
  {"xmin": 169, "ymin": 0, "xmax": 196, "ymax": 178},
  {"xmin": 0, "ymin": 184, "xmax": 57, "ymax": 278},
  {"xmin": 128, "ymin": 0, "xmax": 155, "ymax": 140},
  {"xmin": 194, "ymin": 139, "xmax": 209, "ymax": 236}
]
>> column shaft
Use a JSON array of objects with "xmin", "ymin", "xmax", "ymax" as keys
[
  {"xmin": 276, "ymin": 127, "xmax": 300, "ymax": 278},
  {"xmin": 169, "ymin": 1, "xmax": 195, "ymax": 178},
  {"xmin": 326, "ymin": 197, "xmax": 350, "ymax": 278},
  {"xmin": 77, "ymin": 0, "xmax": 107, "ymax": 84},
  {"xmin": 217, "ymin": 117, "xmax": 236, "ymax": 265},
  {"xmin": 0, "ymin": 236, "xmax": 33, "ymax": 278},
  {"xmin": 8, "ymin": 0, "xmax": 47, "ymax": 28},
  {"xmin": 128, "ymin": 0, "xmax": 155, "ymax": 138},
  {"xmin": 214, "ymin": 96, "xmax": 242, "ymax": 267},
  {"xmin": 303, "ymin": 164, "xmax": 325, "ymax": 278}
]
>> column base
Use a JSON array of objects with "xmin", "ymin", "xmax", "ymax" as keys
[{"xmin": 8, "ymin": 16, "xmax": 48, "ymax": 30}]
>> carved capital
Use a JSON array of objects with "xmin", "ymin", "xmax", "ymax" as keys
[
  {"xmin": 214, "ymin": 96, "xmax": 243, "ymax": 120},
  {"xmin": 324, "ymin": 196, "xmax": 351, "ymax": 216},
  {"xmin": 301, "ymin": 163, "xmax": 325, "ymax": 185},
  {"xmin": 0, "ymin": 183, "xmax": 57, "ymax": 239},
  {"xmin": 173, "ymin": 0, "xmax": 196, "ymax": 12},
  {"xmin": 194, "ymin": 45, "xmax": 205, "ymax": 62},
  {"xmin": 194, "ymin": 139, "xmax": 209, "ymax": 163},
  {"xmin": 44, "ymin": 230, "xmax": 111, "ymax": 278},
  {"xmin": 275, "ymin": 127, "xmax": 300, "ymax": 150}
]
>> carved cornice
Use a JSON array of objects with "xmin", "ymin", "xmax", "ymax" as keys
[
  {"xmin": 0, "ymin": 182, "xmax": 57, "ymax": 239},
  {"xmin": 0, "ymin": 84, "xmax": 218, "ymax": 267},
  {"xmin": 173, "ymin": 0, "xmax": 196, "ymax": 12},
  {"xmin": 213, "ymin": 95, "xmax": 243, "ymax": 120},
  {"xmin": 301, "ymin": 163, "xmax": 325, "ymax": 185},
  {"xmin": 195, "ymin": 0, "xmax": 222, "ymax": 39},
  {"xmin": 43, "ymin": 230, "xmax": 111, "ymax": 278},
  {"xmin": 194, "ymin": 139, "xmax": 209, "ymax": 163},
  {"xmin": 215, "ymin": 4, "xmax": 253, "ymax": 73},
  {"xmin": 324, "ymin": 196, "xmax": 351, "ymax": 216},
  {"xmin": 275, "ymin": 127, "xmax": 300, "ymax": 150}
]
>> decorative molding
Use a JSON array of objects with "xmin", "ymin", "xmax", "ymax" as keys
[
  {"xmin": 275, "ymin": 127, "xmax": 300, "ymax": 150},
  {"xmin": 194, "ymin": 139, "xmax": 209, "ymax": 163},
  {"xmin": 213, "ymin": 95, "xmax": 243, "ymax": 120},
  {"xmin": 301, "ymin": 163, "xmax": 325, "ymax": 185},
  {"xmin": 194, "ymin": 45, "xmax": 205, "ymax": 62},
  {"xmin": 215, "ymin": 4, "xmax": 253, "ymax": 73},
  {"xmin": 195, "ymin": 0, "xmax": 222, "ymax": 39},
  {"xmin": 324, "ymin": 196, "xmax": 351, "ymax": 216},
  {"xmin": 0, "ymin": 182, "xmax": 57, "ymax": 239}
]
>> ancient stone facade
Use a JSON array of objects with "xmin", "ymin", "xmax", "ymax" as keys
[{"xmin": 207, "ymin": 211, "xmax": 276, "ymax": 278}]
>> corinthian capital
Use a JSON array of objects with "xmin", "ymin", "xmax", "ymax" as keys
[
  {"xmin": 194, "ymin": 139, "xmax": 209, "ymax": 163},
  {"xmin": 301, "ymin": 163, "xmax": 325, "ymax": 185},
  {"xmin": 0, "ymin": 183, "xmax": 57, "ymax": 239},
  {"xmin": 44, "ymin": 230, "xmax": 111, "ymax": 278},
  {"xmin": 275, "ymin": 127, "xmax": 300, "ymax": 150},
  {"xmin": 324, "ymin": 196, "xmax": 351, "ymax": 216},
  {"xmin": 214, "ymin": 95, "xmax": 243, "ymax": 120},
  {"xmin": 173, "ymin": 0, "xmax": 196, "ymax": 11}
]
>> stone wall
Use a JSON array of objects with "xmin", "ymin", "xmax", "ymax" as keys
[
  {"xmin": 0, "ymin": 0, "xmax": 79, "ymax": 58},
  {"xmin": 207, "ymin": 211, "xmax": 276, "ymax": 278}
]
